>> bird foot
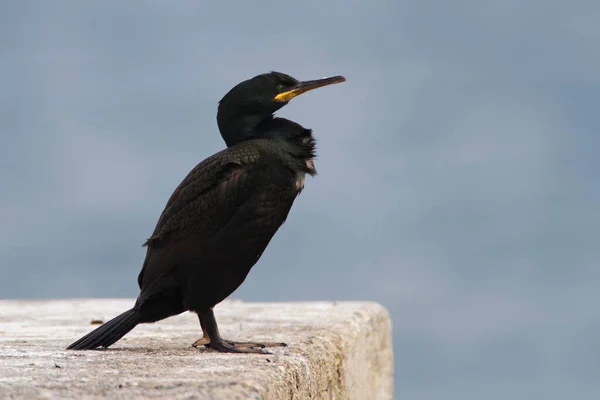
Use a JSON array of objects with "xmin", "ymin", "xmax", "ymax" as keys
[
  {"xmin": 223, "ymin": 340, "xmax": 287, "ymax": 349},
  {"xmin": 206, "ymin": 339, "xmax": 270, "ymax": 354},
  {"xmin": 191, "ymin": 336, "xmax": 210, "ymax": 347},
  {"xmin": 192, "ymin": 337, "xmax": 287, "ymax": 354}
]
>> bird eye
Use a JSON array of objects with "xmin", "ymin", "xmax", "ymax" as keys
[{"xmin": 276, "ymin": 84, "xmax": 284, "ymax": 92}]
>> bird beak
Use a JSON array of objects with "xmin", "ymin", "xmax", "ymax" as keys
[{"xmin": 274, "ymin": 75, "xmax": 346, "ymax": 102}]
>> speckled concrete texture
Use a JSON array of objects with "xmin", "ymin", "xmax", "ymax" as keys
[{"xmin": 0, "ymin": 299, "xmax": 393, "ymax": 399}]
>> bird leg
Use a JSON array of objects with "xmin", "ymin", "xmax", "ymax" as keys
[{"xmin": 191, "ymin": 309, "xmax": 286, "ymax": 353}]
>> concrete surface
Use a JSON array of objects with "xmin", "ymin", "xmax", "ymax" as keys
[{"xmin": 0, "ymin": 299, "xmax": 393, "ymax": 399}]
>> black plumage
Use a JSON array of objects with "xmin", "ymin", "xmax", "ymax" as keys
[{"xmin": 67, "ymin": 71, "xmax": 345, "ymax": 353}]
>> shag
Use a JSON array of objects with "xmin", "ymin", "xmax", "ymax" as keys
[{"xmin": 67, "ymin": 71, "xmax": 345, "ymax": 353}]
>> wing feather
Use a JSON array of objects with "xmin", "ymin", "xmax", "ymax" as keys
[{"xmin": 137, "ymin": 147, "xmax": 261, "ymax": 289}]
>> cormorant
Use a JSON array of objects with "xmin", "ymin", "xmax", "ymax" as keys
[{"xmin": 66, "ymin": 71, "xmax": 346, "ymax": 353}]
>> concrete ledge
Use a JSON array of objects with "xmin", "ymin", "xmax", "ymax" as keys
[{"xmin": 0, "ymin": 299, "xmax": 393, "ymax": 399}]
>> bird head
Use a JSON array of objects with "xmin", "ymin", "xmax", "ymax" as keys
[{"xmin": 217, "ymin": 71, "xmax": 345, "ymax": 147}]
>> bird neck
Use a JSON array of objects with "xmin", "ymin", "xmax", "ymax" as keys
[
  {"xmin": 218, "ymin": 114, "xmax": 317, "ymax": 175},
  {"xmin": 217, "ymin": 112, "xmax": 266, "ymax": 147},
  {"xmin": 255, "ymin": 117, "xmax": 317, "ymax": 177}
]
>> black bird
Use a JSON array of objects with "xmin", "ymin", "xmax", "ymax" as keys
[{"xmin": 67, "ymin": 71, "xmax": 346, "ymax": 353}]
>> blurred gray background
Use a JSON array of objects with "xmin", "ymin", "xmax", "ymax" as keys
[{"xmin": 1, "ymin": 1, "xmax": 599, "ymax": 398}]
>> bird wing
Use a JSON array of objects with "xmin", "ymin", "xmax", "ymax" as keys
[{"xmin": 137, "ymin": 146, "xmax": 262, "ymax": 290}]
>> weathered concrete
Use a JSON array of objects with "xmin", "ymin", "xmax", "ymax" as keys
[{"xmin": 0, "ymin": 299, "xmax": 393, "ymax": 399}]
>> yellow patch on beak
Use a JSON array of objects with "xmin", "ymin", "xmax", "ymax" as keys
[
  {"xmin": 274, "ymin": 87, "xmax": 311, "ymax": 102},
  {"xmin": 274, "ymin": 75, "xmax": 346, "ymax": 102}
]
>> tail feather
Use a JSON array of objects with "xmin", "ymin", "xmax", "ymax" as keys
[{"xmin": 67, "ymin": 308, "xmax": 141, "ymax": 350}]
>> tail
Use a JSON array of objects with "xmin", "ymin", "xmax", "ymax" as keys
[{"xmin": 67, "ymin": 308, "xmax": 141, "ymax": 350}]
